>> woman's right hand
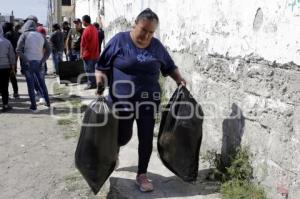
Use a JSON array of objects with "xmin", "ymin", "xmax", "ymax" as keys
[
  {"xmin": 95, "ymin": 70, "xmax": 108, "ymax": 96},
  {"xmin": 95, "ymin": 82, "xmax": 105, "ymax": 96}
]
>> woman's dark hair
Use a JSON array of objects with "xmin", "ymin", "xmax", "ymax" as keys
[
  {"xmin": 52, "ymin": 23, "xmax": 61, "ymax": 31},
  {"xmin": 135, "ymin": 8, "xmax": 159, "ymax": 24},
  {"xmin": 82, "ymin": 15, "xmax": 91, "ymax": 24}
]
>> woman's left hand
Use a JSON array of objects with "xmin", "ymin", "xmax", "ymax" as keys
[
  {"xmin": 170, "ymin": 68, "xmax": 186, "ymax": 86},
  {"xmin": 179, "ymin": 78, "xmax": 186, "ymax": 86}
]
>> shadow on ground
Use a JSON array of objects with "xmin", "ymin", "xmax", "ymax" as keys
[
  {"xmin": 1, "ymin": 95, "xmax": 87, "ymax": 115},
  {"xmin": 107, "ymin": 166, "xmax": 220, "ymax": 199}
]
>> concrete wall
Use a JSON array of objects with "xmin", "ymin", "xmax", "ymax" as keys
[
  {"xmin": 100, "ymin": 0, "xmax": 300, "ymax": 64},
  {"xmin": 75, "ymin": 0, "xmax": 101, "ymax": 24},
  {"xmin": 79, "ymin": 0, "xmax": 300, "ymax": 198}
]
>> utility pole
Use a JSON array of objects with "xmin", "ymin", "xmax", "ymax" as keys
[
  {"xmin": 55, "ymin": 0, "xmax": 62, "ymax": 24},
  {"xmin": 103, "ymin": 0, "xmax": 105, "ymax": 16},
  {"xmin": 88, "ymin": 0, "xmax": 91, "ymax": 16}
]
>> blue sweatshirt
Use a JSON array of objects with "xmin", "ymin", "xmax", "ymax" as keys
[{"xmin": 96, "ymin": 31, "xmax": 177, "ymax": 105}]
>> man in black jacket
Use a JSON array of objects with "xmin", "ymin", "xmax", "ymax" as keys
[
  {"xmin": 50, "ymin": 24, "xmax": 64, "ymax": 74},
  {"xmin": 93, "ymin": 22, "xmax": 105, "ymax": 54}
]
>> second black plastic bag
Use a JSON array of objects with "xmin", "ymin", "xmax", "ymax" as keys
[
  {"xmin": 158, "ymin": 86, "xmax": 204, "ymax": 182},
  {"xmin": 75, "ymin": 97, "xmax": 118, "ymax": 194}
]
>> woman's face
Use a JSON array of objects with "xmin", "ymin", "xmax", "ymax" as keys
[{"xmin": 133, "ymin": 18, "xmax": 158, "ymax": 47}]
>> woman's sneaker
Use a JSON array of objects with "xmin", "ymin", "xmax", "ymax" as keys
[{"xmin": 136, "ymin": 174, "xmax": 154, "ymax": 192}]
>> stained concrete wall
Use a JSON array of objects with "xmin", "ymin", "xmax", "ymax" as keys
[
  {"xmin": 100, "ymin": 0, "xmax": 300, "ymax": 64},
  {"xmin": 77, "ymin": 0, "xmax": 300, "ymax": 198}
]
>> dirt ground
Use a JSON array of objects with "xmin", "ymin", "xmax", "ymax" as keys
[{"xmin": 0, "ymin": 61, "xmax": 220, "ymax": 199}]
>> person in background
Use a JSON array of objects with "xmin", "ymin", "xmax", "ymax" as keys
[
  {"xmin": 19, "ymin": 15, "xmax": 39, "ymax": 72},
  {"xmin": 0, "ymin": 25, "xmax": 16, "ymax": 112},
  {"xmin": 3, "ymin": 22, "xmax": 20, "ymax": 99},
  {"xmin": 81, "ymin": 15, "xmax": 99, "ymax": 90},
  {"xmin": 20, "ymin": 15, "xmax": 38, "ymax": 33},
  {"xmin": 16, "ymin": 20, "xmax": 51, "ymax": 112},
  {"xmin": 50, "ymin": 23, "xmax": 64, "ymax": 75},
  {"xmin": 20, "ymin": 15, "xmax": 48, "ymax": 104},
  {"xmin": 62, "ymin": 21, "xmax": 71, "ymax": 61},
  {"xmin": 66, "ymin": 18, "xmax": 84, "ymax": 61},
  {"xmin": 35, "ymin": 25, "xmax": 49, "ymax": 105},
  {"xmin": 25, "ymin": 15, "xmax": 38, "ymax": 23},
  {"xmin": 93, "ymin": 22, "xmax": 105, "ymax": 54},
  {"xmin": 14, "ymin": 24, "xmax": 22, "ymax": 67},
  {"xmin": 36, "ymin": 25, "xmax": 48, "ymax": 75},
  {"xmin": 36, "ymin": 24, "xmax": 46, "ymax": 36},
  {"xmin": 3, "ymin": 23, "xmax": 19, "ymax": 50},
  {"xmin": 14, "ymin": 24, "xmax": 22, "ymax": 36},
  {"xmin": 95, "ymin": 8, "xmax": 186, "ymax": 192}
]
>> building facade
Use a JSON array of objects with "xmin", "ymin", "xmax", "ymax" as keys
[{"xmin": 48, "ymin": 0, "xmax": 76, "ymax": 31}]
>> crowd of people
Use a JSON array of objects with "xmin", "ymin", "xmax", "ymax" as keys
[
  {"xmin": 1, "ymin": 8, "xmax": 187, "ymax": 193},
  {"xmin": 0, "ymin": 14, "xmax": 105, "ymax": 112}
]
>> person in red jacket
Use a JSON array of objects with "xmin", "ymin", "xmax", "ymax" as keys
[{"xmin": 80, "ymin": 15, "xmax": 99, "ymax": 90}]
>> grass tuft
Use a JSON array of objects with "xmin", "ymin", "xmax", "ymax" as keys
[{"xmin": 202, "ymin": 147, "xmax": 267, "ymax": 199}]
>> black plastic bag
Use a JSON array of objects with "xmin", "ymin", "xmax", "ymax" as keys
[
  {"xmin": 75, "ymin": 97, "xmax": 118, "ymax": 194},
  {"xmin": 158, "ymin": 86, "xmax": 204, "ymax": 182},
  {"xmin": 58, "ymin": 60, "xmax": 87, "ymax": 84}
]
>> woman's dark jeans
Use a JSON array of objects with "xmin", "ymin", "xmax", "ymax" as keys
[{"xmin": 117, "ymin": 104, "xmax": 156, "ymax": 175}]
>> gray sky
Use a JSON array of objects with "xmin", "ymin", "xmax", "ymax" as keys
[{"xmin": 0, "ymin": 0, "xmax": 48, "ymax": 25}]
